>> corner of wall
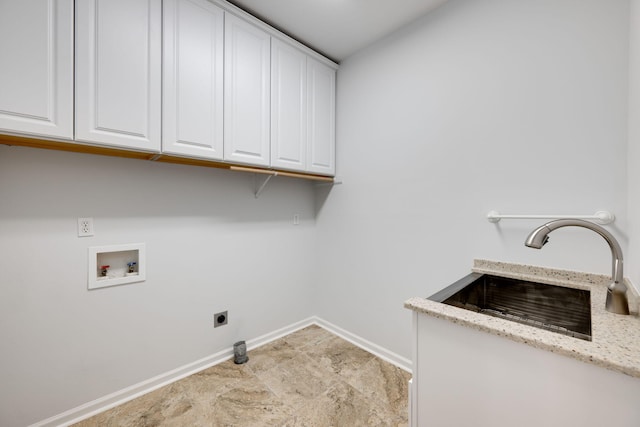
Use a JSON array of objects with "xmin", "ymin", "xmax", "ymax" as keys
[{"xmin": 627, "ymin": 0, "xmax": 640, "ymax": 285}]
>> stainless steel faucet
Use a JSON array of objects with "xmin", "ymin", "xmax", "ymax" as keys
[{"xmin": 524, "ymin": 219, "xmax": 629, "ymax": 315}]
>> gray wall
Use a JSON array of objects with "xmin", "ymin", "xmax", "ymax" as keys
[
  {"xmin": 314, "ymin": 0, "xmax": 630, "ymax": 360},
  {"xmin": 0, "ymin": 147, "xmax": 317, "ymax": 426}
]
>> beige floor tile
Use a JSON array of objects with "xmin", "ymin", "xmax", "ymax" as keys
[
  {"xmin": 256, "ymin": 353, "xmax": 339, "ymax": 409},
  {"xmin": 207, "ymin": 378, "xmax": 294, "ymax": 427},
  {"xmin": 288, "ymin": 382, "xmax": 394, "ymax": 427},
  {"xmin": 245, "ymin": 338, "xmax": 301, "ymax": 374},
  {"xmin": 280, "ymin": 324, "xmax": 334, "ymax": 349},
  {"xmin": 347, "ymin": 357, "xmax": 412, "ymax": 419},
  {"xmin": 180, "ymin": 359, "xmax": 253, "ymax": 400},
  {"xmin": 74, "ymin": 382, "xmax": 205, "ymax": 427},
  {"xmin": 302, "ymin": 335, "xmax": 376, "ymax": 379},
  {"xmin": 73, "ymin": 326, "xmax": 410, "ymax": 426}
]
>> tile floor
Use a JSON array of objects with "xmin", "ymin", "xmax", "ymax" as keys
[{"xmin": 74, "ymin": 325, "xmax": 411, "ymax": 426}]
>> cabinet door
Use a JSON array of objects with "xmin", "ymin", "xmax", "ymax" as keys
[
  {"xmin": 271, "ymin": 39, "xmax": 307, "ymax": 172},
  {"xmin": 307, "ymin": 58, "xmax": 336, "ymax": 176},
  {"xmin": 75, "ymin": 0, "xmax": 161, "ymax": 151},
  {"xmin": 224, "ymin": 14, "xmax": 271, "ymax": 167},
  {"xmin": 0, "ymin": 0, "xmax": 73, "ymax": 139},
  {"xmin": 163, "ymin": 0, "xmax": 224, "ymax": 159}
]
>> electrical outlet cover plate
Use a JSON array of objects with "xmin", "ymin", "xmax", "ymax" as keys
[
  {"xmin": 214, "ymin": 311, "xmax": 228, "ymax": 327},
  {"xmin": 78, "ymin": 217, "xmax": 94, "ymax": 237}
]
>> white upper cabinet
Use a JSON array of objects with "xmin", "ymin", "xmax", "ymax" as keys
[
  {"xmin": 0, "ymin": 0, "xmax": 336, "ymax": 176},
  {"xmin": 163, "ymin": 0, "xmax": 224, "ymax": 159},
  {"xmin": 270, "ymin": 39, "xmax": 307, "ymax": 172},
  {"xmin": 307, "ymin": 57, "xmax": 336, "ymax": 175},
  {"xmin": 224, "ymin": 13, "xmax": 271, "ymax": 167},
  {"xmin": 75, "ymin": 0, "xmax": 161, "ymax": 151},
  {"xmin": 0, "ymin": 0, "xmax": 73, "ymax": 140},
  {"xmin": 271, "ymin": 38, "xmax": 337, "ymax": 175}
]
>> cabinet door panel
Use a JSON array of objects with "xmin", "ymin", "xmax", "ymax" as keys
[
  {"xmin": 76, "ymin": 0, "xmax": 161, "ymax": 151},
  {"xmin": 271, "ymin": 39, "xmax": 307, "ymax": 171},
  {"xmin": 307, "ymin": 58, "xmax": 336, "ymax": 175},
  {"xmin": 0, "ymin": 0, "xmax": 73, "ymax": 139},
  {"xmin": 224, "ymin": 14, "xmax": 270, "ymax": 167},
  {"xmin": 163, "ymin": 0, "xmax": 224, "ymax": 159}
]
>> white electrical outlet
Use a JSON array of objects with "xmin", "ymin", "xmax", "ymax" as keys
[
  {"xmin": 293, "ymin": 214, "xmax": 300, "ymax": 225},
  {"xmin": 78, "ymin": 217, "xmax": 94, "ymax": 237}
]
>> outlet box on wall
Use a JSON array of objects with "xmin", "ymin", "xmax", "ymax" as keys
[{"xmin": 88, "ymin": 243, "xmax": 146, "ymax": 290}]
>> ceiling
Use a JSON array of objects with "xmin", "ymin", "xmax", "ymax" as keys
[{"xmin": 226, "ymin": 0, "xmax": 450, "ymax": 63}]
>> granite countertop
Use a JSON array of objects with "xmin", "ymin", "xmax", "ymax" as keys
[{"xmin": 405, "ymin": 259, "xmax": 640, "ymax": 378}]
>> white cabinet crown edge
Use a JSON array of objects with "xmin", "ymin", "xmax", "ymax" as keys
[{"xmin": 208, "ymin": 0, "xmax": 338, "ymax": 70}]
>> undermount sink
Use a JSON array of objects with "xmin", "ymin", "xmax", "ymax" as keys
[{"xmin": 429, "ymin": 273, "xmax": 592, "ymax": 341}]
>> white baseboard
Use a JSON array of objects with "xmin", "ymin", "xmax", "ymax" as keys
[
  {"xmin": 246, "ymin": 316, "xmax": 317, "ymax": 352},
  {"xmin": 31, "ymin": 317, "xmax": 316, "ymax": 427},
  {"xmin": 313, "ymin": 317, "xmax": 413, "ymax": 373},
  {"xmin": 31, "ymin": 348, "xmax": 236, "ymax": 427},
  {"xmin": 31, "ymin": 316, "xmax": 410, "ymax": 427}
]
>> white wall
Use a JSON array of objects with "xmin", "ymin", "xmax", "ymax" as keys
[
  {"xmin": 0, "ymin": 146, "xmax": 316, "ymax": 426},
  {"xmin": 628, "ymin": 0, "xmax": 640, "ymax": 286},
  {"xmin": 315, "ymin": 0, "xmax": 630, "ymax": 361}
]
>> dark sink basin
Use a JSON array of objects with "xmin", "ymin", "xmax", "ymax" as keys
[{"xmin": 429, "ymin": 273, "xmax": 591, "ymax": 341}]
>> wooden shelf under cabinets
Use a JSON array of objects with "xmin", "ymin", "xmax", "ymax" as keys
[{"xmin": 0, "ymin": 134, "xmax": 334, "ymax": 183}]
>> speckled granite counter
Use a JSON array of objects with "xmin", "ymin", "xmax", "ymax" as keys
[{"xmin": 405, "ymin": 259, "xmax": 640, "ymax": 378}]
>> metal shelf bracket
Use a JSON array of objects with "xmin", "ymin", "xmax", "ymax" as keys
[{"xmin": 254, "ymin": 172, "xmax": 277, "ymax": 198}]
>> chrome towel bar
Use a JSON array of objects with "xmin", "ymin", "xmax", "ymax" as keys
[{"xmin": 487, "ymin": 210, "xmax": 615, "ymax": 225}]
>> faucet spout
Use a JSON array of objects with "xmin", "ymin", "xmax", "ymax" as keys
[{"xmin": 524, "ymin": 219, "xmax": 629, "ymax": 315}]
